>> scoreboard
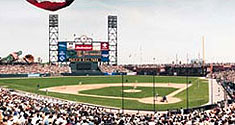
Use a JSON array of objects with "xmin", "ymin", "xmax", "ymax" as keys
[{"xmin": 57, "ymin": 35, "xmax": 110, "ymax": 63}]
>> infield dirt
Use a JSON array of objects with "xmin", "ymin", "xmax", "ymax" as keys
[{"xmin": 41, "ymin": 83, "xmax": 191, "ymax": 104}]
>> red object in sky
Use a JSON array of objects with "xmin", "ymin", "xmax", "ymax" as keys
[{"xmin": 26, "ymin": 0, "xmax": 74, "ymax": 11}]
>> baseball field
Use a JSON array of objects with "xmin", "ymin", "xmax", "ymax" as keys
[{"xmin": 0, "ymin": 76, "xmax": 209, "ymax": 111}]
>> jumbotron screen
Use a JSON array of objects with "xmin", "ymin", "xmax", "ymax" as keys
[{"xmin": 57, "ymin": 41, "xmax": 109, "ymax": 63}]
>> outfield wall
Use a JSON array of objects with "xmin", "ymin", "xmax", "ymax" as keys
[{"xmin": 0, "ymin": 74, "xmax": 50, "ymax": 78}]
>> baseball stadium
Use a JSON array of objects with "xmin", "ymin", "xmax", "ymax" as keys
[{"xmin": 0, "ymin": 0, "xmax": 234, "ymax": 124}]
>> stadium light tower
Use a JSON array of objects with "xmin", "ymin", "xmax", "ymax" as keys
[
  {"xmin": 108, "ymin": 16, "xmax": 118, "ymax": 65},
  {"xmin": 49, "ymin": 14, "xmax": 59, "ymax": 64}
]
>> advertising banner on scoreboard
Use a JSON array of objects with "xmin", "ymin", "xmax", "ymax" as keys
[
  {"xmin": 58, "ymin": 42, "xmax": 67, "ymax": 51},
  {"xmin": 67, "ymin": 42, "xmax": 75, "ymax": 50},
  {"xmin": 58, "ymin": 42, "xmax": 67, "ymax": 62},
  {"xmin": 75, "ymin": 45, "xmax": 93, "ymax": 51},
  {"xmin": 58, "ymin": 50, "xmax": 67, "ymax": 62},
  {"xmin": 76, "ymin": 51, "xmax": 101, "ymax": 58},
  {"xmin": 92, "ymin": 43, "xmax": 101, "ymax": 50},
  {"xmin": 101, "ymin": 50, "xmax": 109, "ymax": 62},
  {"xmin": 101, "ymin": 42, "xmax": 109, "ymax": 50}
]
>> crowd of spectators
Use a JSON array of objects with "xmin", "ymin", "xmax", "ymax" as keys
[
  {"xmin": 99, "ymin": 65, "xmax": 131, "ymax": 73},
  {"xmin": 0, "ymin": 87, "xmax": 234, "ymax": 125},
  {"xmin": 213, "ymin": 70, "xmax": 235, "ymax": 83},
  {"xmin": 213, "ymin": 70, "xmax": 235, "ymax": 100},
  {"xmin": 124, "ymin": 63, "xmax": 235, "ymax": 70},
  {"xmin": 0, "ymin": 64, "xmax": 133, "ymax": 75},
  {"xmin": 0, "ymin": 64, "xmax": 71, "ymax": 75}
]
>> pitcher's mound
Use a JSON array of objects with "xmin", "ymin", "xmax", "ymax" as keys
[
  {"xmin": 124, "ymin": 89, "xmax": 142, "ymax": 93},
  {"xmin": 138, "ymin": 96, "xmax": 181, "ymax": 104}
]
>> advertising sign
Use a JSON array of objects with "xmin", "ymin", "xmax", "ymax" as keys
[
  {"xmin": 76, "ymin": 51, "xmax": 101, "ymax": 58},
  {"xmin": 58, "ymin": 42, "xmax": 67, "ymax": 62},
  {"xmin": 28, "ymin": 74, "xmax": 40, "ymax": 78},
  {"xmin": 84, "ymin": 51, "xmax": 101, "ymax": 58},
  {"xmin": 101, "ymin": 42, "xmax": 109, "ymax": 50},
  {"xmin": 58, "ymin": 50, "xmax": 67, "ymax": 62},
  {"xmin": 92, "ymin": 43, "xmax": 101, "ymax": 50},
  {"xmin": 75, "ymin": 45, "xmax": 93, "ymax": 51},
  {"xmin": 58, "ymin": 42, "xmax": 67, "ymax": 51},
  {"xmin": 101, "ymin": 50, "xmax": 109, "ymax": 62},
  {"xmin": 67, "ymin": 42, "xmax": 75, "ymax": 50}
]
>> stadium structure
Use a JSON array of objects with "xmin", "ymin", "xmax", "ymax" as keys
[
  {"xmin": 50, "ymin": 15, "xmax": 118, "ymax": 76},
  {"xmin": 0, "ymin": 0, "xmax": 234, "ymax": 124}
]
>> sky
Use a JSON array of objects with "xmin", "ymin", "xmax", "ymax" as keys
[{"xmin": 1, "ymin": 0, "xmax": 235, "ymax": 64}]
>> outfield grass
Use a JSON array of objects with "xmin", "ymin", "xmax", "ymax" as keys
[
  {"xmin": 79, "ymin": 86, "xmax": 178, "ymax": 98},
  {"xmin": 0, "ymin": 76, "xmax": 208, "ymax": 111}
]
